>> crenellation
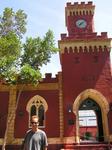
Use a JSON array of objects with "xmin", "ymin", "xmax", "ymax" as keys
[
  {"xmin": 66, "ymin": 2, "xmax": 72, "ymax": 6},
  {"xmin": 97, "ymin": 35, "xmax": 101, "ymax": 38},
  {"xmin": 45, "ymin": 73, "xmax": 52, "ymax": 78},
  {"xmin": 40, "ymin": 73, "xmax": 59, "ymax": 83},
  {"xmin": 87, "ymin": 1, "xmax": 93, "ymax": 5},
  {"xmin": 66, "ymin": 1, "xmax": 93, "ymax": 7},
  {"xmin": 61, "ymin": 33, "xmax": 67, "ymax": 40},
  {"xmin": 81, "ymin": 2, "xmax": 85, "ymax": 5},
  {"xmin": 101, "ymin": 32, "xmax": 107, "ymax": 38},
  {"xmin": 74, "ymin": 2, "xmax": 78, "ymax": 5},
  {"xmin": 60, "ymin": 32, "xmax": 109, "ymax": 40}
]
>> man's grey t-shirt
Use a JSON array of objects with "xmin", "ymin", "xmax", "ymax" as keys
[{"xmin": 23, "ymin": 129, "xmax": 48, "ymax": 150}]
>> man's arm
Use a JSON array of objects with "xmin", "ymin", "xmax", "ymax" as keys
[
  {"xmin": 20, "ymin": 140, "xmax": 25, "ymax": 150},
  {"xmin": 42, "ymin": 131, "xmax": 48, "ymax": 150},
  {"xmin": 44, "ymin": 146, "xmax": 47, "ymax": 150}
]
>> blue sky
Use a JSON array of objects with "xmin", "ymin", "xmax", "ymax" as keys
[{"xmin": 1, "ymin": 0, "xmax": 112, "ymax": 77}]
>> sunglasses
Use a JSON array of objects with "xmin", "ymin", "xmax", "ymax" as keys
[{"xmin": 31, "ymin": 122, "xmax": 38, "ymax": 125}]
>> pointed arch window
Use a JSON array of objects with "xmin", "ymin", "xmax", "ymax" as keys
[
  {"xmin": 38, "ymin": 105, "xmax": 45, "ymax": 126},
  {"xmin": 26, "ymin": 95, "xmax": 48, "ymax": 128},
  {"xmin": 30, "ymin": 105, "xmax": 37, "ymax": 116}
]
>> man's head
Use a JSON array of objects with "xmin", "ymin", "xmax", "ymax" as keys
[{"xmin": 31, "ymin": 115, "xmax": 39, "ymax": 130}]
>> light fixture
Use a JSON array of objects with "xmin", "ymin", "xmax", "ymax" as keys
[{"xmin": 68, "ymin": 105, "xmax": 72, "ymax": 113}]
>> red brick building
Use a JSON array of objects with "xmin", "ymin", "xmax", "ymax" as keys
[{"xmin": 0, "ymin": 1, "xmax": 112, "ymax": 150}]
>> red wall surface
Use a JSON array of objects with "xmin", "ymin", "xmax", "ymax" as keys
[
  {"xmin": 0, "ymin": 92, "xmax": 9, "ymax": 137},
  {"xmin": 67, "ymin": 15, "xmax": 94, "ymax": 35},
  {"xmin": 14, "ymin": 90, "xmax": 60, "ymax": 138},
  {"xmin": 61, "ymin": 50, "xmax": 112, "ymax": 136}
]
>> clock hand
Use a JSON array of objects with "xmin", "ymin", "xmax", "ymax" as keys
[{"xmin": 79, "ymin": 22, "xmax": 83, "ymax": 26}]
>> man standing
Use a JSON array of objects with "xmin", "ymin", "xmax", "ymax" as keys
[{"xmin": 22, "ymin": 115, "xmax": 48, "ymax": 150}]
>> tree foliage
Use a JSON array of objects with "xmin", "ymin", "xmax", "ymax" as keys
[
  {"xmin": 22, "ymin": 30, "xmax": 57, "ymax": 69},
  {"xmin": 0, "ymin": 32, "xmax": 21, "ymax": 73},
  {"xmin": 0, "ymin": 8, "xmax": 58, "ymax": 85},
  {"xmin": 0, "ymin": 7, "xmax": 27, "ymax": 38}
]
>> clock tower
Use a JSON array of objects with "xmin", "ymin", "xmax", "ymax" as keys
[
  {"xmin": 65, "ymin": 1, "xmax": 95, "ymax": 36},
  {"xmin": 58, "ymin": 1, "xmax": 112, "ymax": 143}
]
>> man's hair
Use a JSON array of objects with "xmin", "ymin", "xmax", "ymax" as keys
[{"xmin": 31, "ymin": 115, "xmax": 39, "ymax": 122}]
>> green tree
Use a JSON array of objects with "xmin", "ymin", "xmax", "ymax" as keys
[
  {"xmin": 0, "ymin": 8, "xmax": 58, "ymax": 150},
  {"xmin": 0, "ymin": 7, "xmax": 27, "ymax": 38},
  {"xmin": 0, "ymin": 32, "xmax": 21, "ymax": 74}
]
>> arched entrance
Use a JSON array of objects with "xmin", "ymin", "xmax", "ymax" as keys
[
  {"xmin": 79, "ymin": 98, "xmax": 104, "ymax": 142},
  {"xmin": 73, "ymin": 89, "xmax": 109, "ymax": 143}
]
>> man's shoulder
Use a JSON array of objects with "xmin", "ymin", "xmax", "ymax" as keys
[
  {"xmin": 25, "ymin": 129, "xmax": 32, "ymax": 136},
  {"xmin": 38, "ymin": 129, "xmax": 46, "ymax": 135},
  {"xmin": 26, "ymin": 129, "xmax": 32, "ymax": 133}
]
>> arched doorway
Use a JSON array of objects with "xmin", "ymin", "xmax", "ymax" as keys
[
  {"xmin": 73, "ymin": 89, "xmax": 109, "ymax": 143},
  {"xmin": 79, "ymin": 98, "xmax": 104, "ymax": 142}
]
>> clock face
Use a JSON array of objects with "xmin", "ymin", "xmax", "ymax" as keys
[{"xmin": 76, "ymin": 19, "xmax": 87, "ymax": 28}]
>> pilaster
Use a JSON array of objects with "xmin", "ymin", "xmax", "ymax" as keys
[
  {"xmin": 6, "ymin": 86, "xmax": 17, "ymax": 143},
  {"xmin": 58, "ymin": 72, "xmax": 64, "ymax": 140}
]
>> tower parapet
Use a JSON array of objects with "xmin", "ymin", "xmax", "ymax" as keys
[
  {"xmin": 59, "ymin": 32, "xmax": 112, "ymax": 54},
  {"xmin": 60, "ymin": 32, "xmax": 108, "ymax": 40},
  {"xmin": 66, "ymin": 1, "xmax": 94, "ymax": 18},
  {"xmin": 59, "ymin": 1, "xmax": 112, "ymax": 55}
]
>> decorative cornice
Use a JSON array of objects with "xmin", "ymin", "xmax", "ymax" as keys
[
  {"xmin": 59, "ymin": 38, "xmax": 112, "ymax": 53},
  {"xmin": 17, "ymin": 83, "xmax": 59, "ymax": 91},
  {"xmin": 0, "ymin": 83, "xmax": 59, "ymax": 92}
]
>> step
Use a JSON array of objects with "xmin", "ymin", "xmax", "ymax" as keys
[{"xmin": 62, "ymin": 143, "xmax": 112, "ymax": 150}]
